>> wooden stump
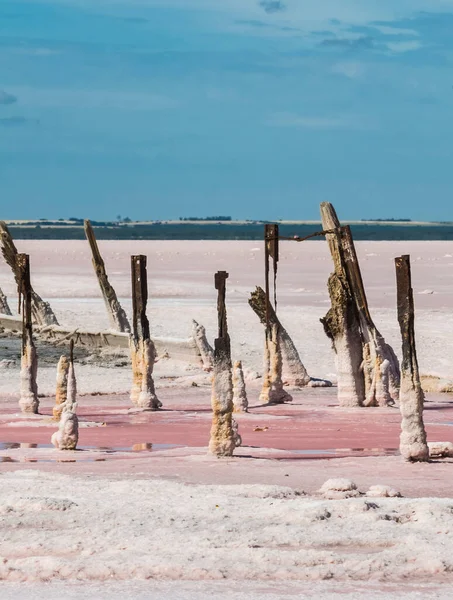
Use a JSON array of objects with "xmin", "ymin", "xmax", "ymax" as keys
[
  {"xmin": 395, "ymin": 255, "xmax": 429, "ymax": 462},
  {"xmin": 84, "ymin": 220, "xmax": 130, "ymax": 333},
  {"xmin": 129, "ymin": 255, "xmax": 160, "ymax": 410},
  {"xmin": 233, "ymin": 360, "xmax": 248, "ymax": 413},
  {"xmin": 17, "ymin": 254, "xmax": 39, "ymax": 414},
  {"xmin": 0, "ymin": 221, "xmax": 59, "ymax": 326},
  {"xmin": 209, "ymin": 271, "xmax": 238, "ymax": 456}
]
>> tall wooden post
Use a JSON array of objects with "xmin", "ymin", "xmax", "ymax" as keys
[
  {"xmin": 129, "ymin": 255, "xmax": 160, "ymax": 410},
  {"xmin": 395, "ymin": 255, "xmax": 429, "ymax": 462},
  {"xmin": 209, "ymin": 271, "xmax": 238, "ymax": 456},
  {"xmin": 17, "ymin": 254, "xmax": 39, "ymax": 414},
  {"xmin": 84, "ymin": 220, "xmax": 130, "ymax": 333},
  {"xmin": 0, "ymin": 221, "xmax": 59, "ymax": 326}
]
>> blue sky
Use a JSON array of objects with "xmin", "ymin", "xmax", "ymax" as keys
[{"xmin": 1, "ymin": 0, "xmax": 453, "ymax": 221}]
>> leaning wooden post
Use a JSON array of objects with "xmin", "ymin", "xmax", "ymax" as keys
[
  {"xmin": 320, "ymin": 203, "xmax": 364, "ymax": 407},
  {"xmin": 129, "ymin": 255, "xmax": 160, "ymax": 410},
  {"xmin": 249, "ymin": 287, "xmax": 310, "ymax": 387},
  {"xmin": 209, "ymin": 271, "xmax": 239, "ymax": 456},
  {"xmin": 84, "ymin": 220, "xmax": 130, "ymax": 333},
  {"xmin": 17, "ymin": 254, "xmax": 39, "ymax": 414},
  {"xmin": 395, "ymin": 255, "xmax": 429, "ymax": 462},
  {"xmin": 0, "ymin": 221, "xmax": 59, "ymax": 326},
  {"xmin": 0, "ymin": 286, "xmax": 12, "ymax": 315}
]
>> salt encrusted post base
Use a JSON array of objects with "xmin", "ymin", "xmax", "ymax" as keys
[
  {"xmin": 19, "ymin": 340, "xmax": 39, "ymax": 414},
  {"xmin": 1, "ymin": 221, "xmax": 59, "ymax": 326},
  {"xmin": 209, "ymin": 271, "xmax": 239, "ymax": 457},
  {"xmin": 395, "ymin": 255, "xmax": 429, "ymax": 462},
  {"xmin": 84, "ymin": 219, "xmax": 131, "ymax": 333},
  {"xmin": 259, "ymin": 323, "xmax": 293, "ymax": 405},
  {"xmin": 53, "ymin": 355, "xmax": 69, "ymax": 421},
  {"xmin": 192, "ymin": 319, "xmax": 214, "ymax": 372},
  {"xmin": 129, "ymin": 255, "xmax": 161, "ymax": 411},
  {"xmin": 52, "ymin": 341, "xmax": 79, "ymax": 450},
  {"xmin": 232, "ymin": 360, "xmax": 248, "ymax": 413}
]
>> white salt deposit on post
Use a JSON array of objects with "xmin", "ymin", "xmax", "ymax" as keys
[
  {"xmin": 260, "ymin": 323, "xmax": 292, "ymax": 404},
  {"xmin": 53, "ymin": 355, "xmax": 69, "ymax": 421},
  {"xmin": 51, "ymin": 347, "xmax": 79, "ymax": 450},
  {"xmin": 395, "ymin": 255, "xmax": 429, "ymax": 462},
  {"xmin": 192, "ymin": 319, "xmax": 214, "ymax": 371},
  {"xmin": 209, "ymin": 271, "xmax": 239, "ymax": 457},
  {"xmin": 232, "ymin": 360, "xmax": 248, "ymax": 412},
  {"xmin": 317, "ymin": 478, "xmax": 360, "ymax": 499},
  {"xmin": 19, "ymin": 339, "xmax": 39, "ymax": 414}
]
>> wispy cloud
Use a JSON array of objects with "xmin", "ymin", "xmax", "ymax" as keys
[
  {"xmin": 0, "ymin": 90, "xmax": 17, "ymax": 105},
  {"xmin": 321, "ymin": 36, "xmax": 375, "ymax": 50},
  {"xmin": 0, "ymin": 116, "xmax": 38, "ymax": 127},
  {"xmin": 386, "ymin": 40, "xmax": 423, "ymax": 53},
  {"xmin": 266, "ymin": 112, "xmax": 369, "ymax": 130},
  {"xmin": 258, "ymin": 1, "xmax": 286, "ymax": 14},
  {"xmin": 331, "ymin": 61, "xmax": 366, "ymax": 78}
]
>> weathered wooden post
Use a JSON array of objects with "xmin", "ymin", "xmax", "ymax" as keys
[
  {"xmin": 320, "ymin": 202, "xmax": 399, "ymax": 407},
  {"xmin": 232, "ymin": 360, "xmax": 248, "ymax": 413},
  {"xmin": 0, "ymin": 286, "xmax": 12, "ymax": 315},
  {"xmin": 53, "ymin": 354, "xmax": 69, "ymax": 421},
  {"xmin": 249, "ymin": 286, "xmax": 310, "ymax": 387},
  {"xmin": 259, "ymin": 225, "xmax": 292, "ymax": 404},
  {"xmin": 209, "ymin": 271, "xmax": 239, "ymax": 456},
  {"xmin": 129, "ymin": 255, "xmax": 160, "ymax": 410},
  {"xmin": 51, "ymin": 340, "xmax": 79, "ymax": 450},
  {"xmin": 17, "ymin": 254, "xmax": 39, "ymax": 414},
  {"xmin": 395, "ymin": 255, "xmax": 429, "ymax": 462},
  {"xmin": 84, "ymin": 220, "xmax": 130, "ymax": 333},
  {"xmin": 0, "ymin": 221, "xmax": 59, "ymax": 326}
]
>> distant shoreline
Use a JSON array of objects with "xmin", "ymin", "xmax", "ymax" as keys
[{"xmin": 4, "ymin": 220, "xmax": 453, "ymax": 241}]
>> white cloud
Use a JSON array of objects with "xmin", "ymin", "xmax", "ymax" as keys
[
  {"xmin": 266, "ymin": 112, "xmax": 371, "ymax": 130},
  {"xmin": 331, "ymin": 62, "xmax": 366, "ymax": 78},
  {"xmin": 386, "ymin": 40, "xmax": 423, "ymax": 53}
]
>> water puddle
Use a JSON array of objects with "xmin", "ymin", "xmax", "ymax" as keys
[
  {"xmin": 0, "ymin": 442, "xmax": 183, "ymax": 462},
  {"xmin": 285, "ymin": 448, "xmax": 399, "ymax": 457}
]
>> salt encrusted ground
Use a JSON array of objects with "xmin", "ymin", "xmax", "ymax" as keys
[{"xmin": 1, "ymin": 240, "xmax": 453, "ymax": 597}]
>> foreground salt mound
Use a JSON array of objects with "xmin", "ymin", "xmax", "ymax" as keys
[
  {"xmin": 318, "ymin": 479, "xmax": 360, "ymax": 499},
  {"xmin": 366, "ymin": 485, "xmax": 402, "ymax": 498},
  {"xmin": 1, "ymin": 471, "xmax": 452, "ymax": 583}
]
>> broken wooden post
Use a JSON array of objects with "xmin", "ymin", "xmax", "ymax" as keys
[
  {"xmin": 320, "ymin": 203, "xmax": 364, "ymax": 407},
  {"xmin": 209, "ymin": 271, "xmax": 239, "ymax": 456},
  {"xmin": 249, "ymin": 286, "xmax": 310, "ymax": 387},
  {"xmin": 17, "ymin": 254, "xmax": 39, "ymax": 414},
  {"xmin": 0, "ymin": 221, "xmax": 59, "ymax": 326},
  {"xmin": 0, "ymin": 286, "xmax": 12, "ymax": 315},
  {"xmin": 320, "ymin": 202, "xmax": 400, "ymax": 407},
  {"xmin": 192, "ymin": 319, "xmax": 214, "ymax": 371},
  {"xmin": 129, "ymin": 255, "xmax": 160, "ymax": 410},
  {"xmin": 51, "ymin": 341, "xmax": 79, "ymax": 450},
  {"xmin": 395, "ymin": 255, "xmax": 429, "ymax": 462},
  {"xmin": 233, "ymin": 360, "xmax": 248, "ymax": 413},
  {"xmin": 84, "ymin": 220, "xmax": 130, "ymax": 333}
]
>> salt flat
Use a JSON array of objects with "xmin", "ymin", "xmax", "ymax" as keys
[{"xmin": 1, "ymin": 239, "xmax": 453, "ymax": 596}]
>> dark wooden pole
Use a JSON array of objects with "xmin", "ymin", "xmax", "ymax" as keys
[
  {"xmin": 131, "ymin": 255, "xmax": 150, "ymax": 343},
  {"xmin": 395, "ymin": 255, "xmax": 428, "ymax": 462},
  {"xmin": 214, "ymin": 270, "xmax": 230, "ymax": 360}
]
